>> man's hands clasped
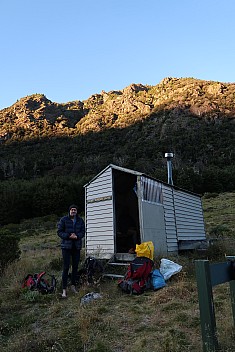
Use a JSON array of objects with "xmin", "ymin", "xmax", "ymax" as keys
[{"xmin": 69, "ymin": 233, "xmax": 78, "ymax": 239}]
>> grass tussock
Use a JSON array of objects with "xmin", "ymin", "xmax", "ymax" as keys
[{"xmin": 0, "ymin": 192, "xmax": 235, "ymax": 351}]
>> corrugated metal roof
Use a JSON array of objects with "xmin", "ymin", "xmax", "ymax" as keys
[
  {"xmin": 84, "ymin": 164, "xmax": 201, "ymax": 197},
  {"xmin": 84, "ymin": 164, "xmax": 143, "ymax": 187}
]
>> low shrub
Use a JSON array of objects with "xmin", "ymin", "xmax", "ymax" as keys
[
  {"xmin": 203, "ymin": 192, "xmax": 219, "ymax": 199},
  {"xmin": 209, "ymin": 224, "xmax": 230, "ymax": 238},
  {"xmin": 0, "ymin": 229, "xmax": 21, "ymax": 274},
  {"xmin": 206, "ymin": 240, "xmax": 227, "ymax": 260}
]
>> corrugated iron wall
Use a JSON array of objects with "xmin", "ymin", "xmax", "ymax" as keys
[
  {"xmin": 85, "ymin": 167, "xmax": 114, "ymax": 257},
  {"xmin": 162, "ymin": 185, "xmax": 206, "ymax": 250},
  {"xmin": 162, "ymin": 184, "xmax": 178, "ymax": 252},
  {"xmin": 173, "ymin": 189, "xmax": 206, "ymax": 241}
]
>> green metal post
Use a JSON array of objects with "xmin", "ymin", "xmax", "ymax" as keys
[
  {"xmin": 226, "ymin": 256, "xmax": 235, "ymax": 326},
  {"xmin": 195, "ymin": 260, "xmax": 219, "ymax": 352},
  {"xmin": 229, "ymin": 280, "xmax": 235, "ymax": 326}
]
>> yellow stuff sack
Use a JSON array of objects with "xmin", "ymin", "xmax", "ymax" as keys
[{"xmin": 135, "ymin": 241, "xmax": 154, "ymax": 260}]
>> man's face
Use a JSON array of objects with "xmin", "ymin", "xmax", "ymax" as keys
[{"xmin": 70, "ymin": 208, "xmax": 77, "ymax": 217}]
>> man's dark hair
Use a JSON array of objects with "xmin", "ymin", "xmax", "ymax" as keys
[{"xmin": 69, "ymin": 204, "xmax": 78, "ymax": 211}]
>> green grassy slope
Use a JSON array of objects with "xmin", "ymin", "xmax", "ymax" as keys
[
  {"xmin": 0, "ymin": 192, "xmax": 234, "ymax": 352},
  {"xmin": 203, "ymin": 192, "xmax": 235, "ymax": 239}
]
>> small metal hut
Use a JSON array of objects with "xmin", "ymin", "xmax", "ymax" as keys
[{"xmin": 84, "ymin": 164, "xmax": 206, "ymax": 259}]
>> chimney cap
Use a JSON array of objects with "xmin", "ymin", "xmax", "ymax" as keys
[{"xmin": 165, "ymin": 152, "xmax": 174, "ymax": 158}]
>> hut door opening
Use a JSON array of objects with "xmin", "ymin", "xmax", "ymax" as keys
[{"xmin": 113, "ymin": 170, "xmax": 141, "ymax": 253}]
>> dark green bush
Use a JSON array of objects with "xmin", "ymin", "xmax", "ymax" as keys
[
  {"xmin": 0, "ymin": 229, "xmax": 21, "ymax": 273},
  {"xmin": 203, "ymin": 192, "xmax": 219, "ymax": 199},
  {"xmin": 206, "ymin": 240, "xmax": 227, "ymax": 260},
  {"xmin": 209, "ymin": 224, "xmax": 230, "ymax": 238},
  {"xmin": 0, "ymin": 176, "xmax": 86, "ymax": 225}
]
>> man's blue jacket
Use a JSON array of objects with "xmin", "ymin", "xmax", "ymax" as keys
[{"xmin": 57, "ymin": 215, "xmax": 85, "ymax": 250}]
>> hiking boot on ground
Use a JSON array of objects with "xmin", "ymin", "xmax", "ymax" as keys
[
  {"xmin": 61, "ymin": 289, "xmax": 67, "ymax": 298},
  {"xmin": 71, "ymin": 285, "xmax": 78, "ymax": 294}
]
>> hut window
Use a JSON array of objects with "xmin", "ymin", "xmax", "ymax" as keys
[{"xmin": 141, "ymin": 177, "xmax": 163, "ymax": 204}]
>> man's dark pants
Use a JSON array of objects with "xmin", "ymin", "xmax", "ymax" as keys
[{"xmin": 62, "ymin": 248, "xmax": 80, "ymax": 289}]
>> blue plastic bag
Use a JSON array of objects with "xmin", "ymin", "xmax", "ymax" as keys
[{"xmin": 151, "ymin": 269, "xmax": 166, "ymax": 290}]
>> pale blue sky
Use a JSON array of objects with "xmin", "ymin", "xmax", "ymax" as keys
[{"xmin": 1, "ymin": 0, "xmax": 235, "ymax": 110}]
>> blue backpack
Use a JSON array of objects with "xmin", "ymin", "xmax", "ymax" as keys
[{"xmin": 151, "ymin": 269, "xmax": 166, "ymax": 290}]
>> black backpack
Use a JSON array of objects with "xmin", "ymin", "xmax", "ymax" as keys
[
  {"xmin": 76, "ymin": 257, "xmax": 104, "ymax": 284},
  {"xmin": 118, "ymin": 256, "xmax": 154, "ymax": 294},
  {"xmin": 22, "ymin": 271, "xmax": 56, "ymax": 294}
]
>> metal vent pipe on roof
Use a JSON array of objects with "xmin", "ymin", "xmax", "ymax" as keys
[{"xmin": 165, "ymin": 152, "xmax": 174, "ymax": 185}]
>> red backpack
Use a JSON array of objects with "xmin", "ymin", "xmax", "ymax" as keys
[
  {"xmin": 22, "ymin": 271, "xmax": 56, "ymax": 294},
  {"xmin": 118, "ymin": 256, "xmax": 154, "ymax": 294}
]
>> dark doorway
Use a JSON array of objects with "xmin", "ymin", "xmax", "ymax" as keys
[{"xmin": 113, "ymin": 169, "xmax": 141, "ymax": 253}]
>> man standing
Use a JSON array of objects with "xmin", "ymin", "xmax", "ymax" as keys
[{"xmin": 57, "ymin": 204, "xmax": 85, "ymax": 298}]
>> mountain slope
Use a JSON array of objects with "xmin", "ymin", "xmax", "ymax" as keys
[
  {"xmin": 0, "ymin": 78, "xmax": 234, "ymax": 223},
  {"xmin": 0, "ymin": 78, "xmax": 235, "ymax": 192}
]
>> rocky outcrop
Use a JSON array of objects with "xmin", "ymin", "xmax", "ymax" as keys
[{"xmin": 1, "ymin": 78, "xmax": 235, "ymax": 142}]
